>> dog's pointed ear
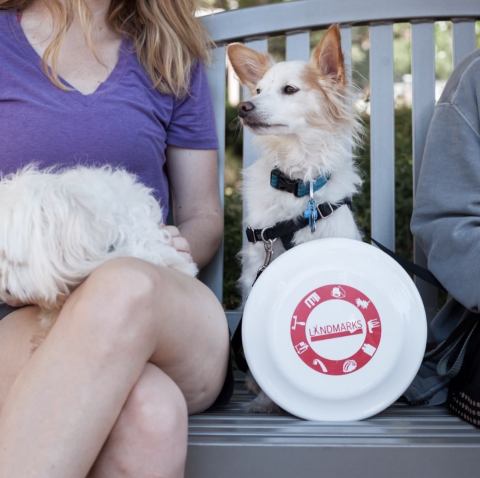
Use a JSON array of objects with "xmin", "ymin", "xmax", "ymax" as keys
[
  {"xmin": 227, "ymin": 43, "xmax": 275, "ymax": 91},
  {"xmin": 310, "ymin": 25, "xmax": 345, "ymax": 84}
]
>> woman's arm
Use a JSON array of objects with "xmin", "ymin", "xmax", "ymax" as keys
[{"xmin": 165, "ymin": 145, "xmax": 223, "ymax": 269}]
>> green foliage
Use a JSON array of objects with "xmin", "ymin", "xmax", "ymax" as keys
[
  {"xmin": 223, "ymin": 189, "xmax": 243, "ymax": 310},
  {"xmin": 393, "ymin": 24, "xmax": 411, "ymax": 82},
  {"xmin": 225, "ymin": 101, "xmax": 243, "ymax": 160},
  {"xmin": 435, "ymin": 22, "xmax": 453, "ymax": 81},
  {"xmin": 350, "ymin": 26, "xmax": 369, "ymax": 91},
  {"xmin": 223, "ymin": 102, "xmax": 243, "ymax": 310}
]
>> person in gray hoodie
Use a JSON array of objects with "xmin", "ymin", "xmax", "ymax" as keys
[{"xmin": 405, "ymin": 48, "xmax": 480, "ymax": 422}]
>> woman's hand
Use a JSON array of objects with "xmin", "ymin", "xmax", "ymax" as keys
[{"xmin": 160, "ymin": 225, "xmax": 194, "ymax": 263}]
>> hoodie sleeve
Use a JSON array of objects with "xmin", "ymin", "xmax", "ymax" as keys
[{"xmin": 411, "ymin": 51, "xmax": 480, "ymax": 312}]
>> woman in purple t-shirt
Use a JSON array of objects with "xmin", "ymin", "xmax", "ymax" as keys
[{"xmin": 0, "ymin": 0, "xmax": 231, "ymax": 477}]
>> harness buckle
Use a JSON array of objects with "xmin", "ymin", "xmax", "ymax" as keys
[
  {"xmin": 271, "ymin": 169, "xmax": 300, "ymax": 196},
  {"xmin": 318, "ymin": 202, "xmax": 334, "ymax": 219},
  {"xmin": 255, "ymin": 227, "xmax": 277, "ymax": 277},
  {"xmin": 247, "ymin": 226, "xmax": 257, "ymax": 244},
  {"xmin": 260, "ymin": 227, "xmax": 276, "ymax": 244}
]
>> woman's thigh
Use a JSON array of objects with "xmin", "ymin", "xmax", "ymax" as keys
[
  {"xmin": 0, "ymin": 261, "xmax": 230, "ymax": 414},
  {"xmin": 71, "ymin": 259, "xmax": 230, "ymax": 413},
  {"xmin": 0, "ymin": 306, "xmax": 42, "ymax": 407},
  {"xmin": 145, "ymin": 267, "xmax": 230, "ymax": 413}
]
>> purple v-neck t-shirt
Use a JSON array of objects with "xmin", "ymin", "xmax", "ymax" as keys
[{"xmin": 0, "ymin": 10, "xmax": 218, "ymax": 221}]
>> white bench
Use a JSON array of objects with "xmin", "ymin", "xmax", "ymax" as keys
[{"xmin": 187, "ymin": 1, "xmax": 480, "ymax": 476}]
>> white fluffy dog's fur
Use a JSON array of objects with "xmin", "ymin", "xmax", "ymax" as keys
[
  {"xmin": 0, "ymin": 165, "xmax": 197, "ymax": 336},
  {"xmin": 228, "ymin": 25, "xmax": 364, "ymax": 413}
]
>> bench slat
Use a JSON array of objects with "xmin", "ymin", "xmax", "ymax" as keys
[
  {"xmin": 186, "ymin": 444, "xmax": 479, "ymax": 478},
  {"xmin": 369, "ymin": 24, "xmax": 395, "ymax": 250},
  {"xmin": 242, "ymin": 38, "xmax": 268, "ymax": 172},
  {"xmin": 286, "ymin": 31, "xmax": 310, "ymax": 62},
  {"xmin": 187, "ymin": 379, "xmax": 480, "ymax": 478},
  {"xmin": 340, "ymin": 26, "xmax": 353, "ymax": 162},
  {"xmin": 453, "ymin": 20, "xmax": 477, "ymax": 67},
  {"xmin": 203, "ymin": 0, "xmax": 480, "ymax": 44},
  {"xmin": 241, "ymin": 38, "xmax": 268, "ymax": 254},
  {"xmin": 200, "ymin": 45, "xmax": 227, "ymax": 301},
  {"xmin": 411, "ymin": 22, "xmax": 438, "ymax": 329}
]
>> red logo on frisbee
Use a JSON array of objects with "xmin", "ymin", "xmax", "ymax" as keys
[{"xmin": 290, "ymin": 285, "xmax": 382, "ymax": 376}]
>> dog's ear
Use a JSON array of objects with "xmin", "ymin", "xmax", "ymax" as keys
[
  {"xmin": 227, "ymin": 43, "xmax": 275, "ymax": 91},
  {"xmin": 310, "ymin": 24, "xmax": 345, "ymax": 84}
]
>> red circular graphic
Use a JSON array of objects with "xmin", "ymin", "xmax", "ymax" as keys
[{"xmin": 290, "ymin": 285, "xmax": 382, "ymax": 375}]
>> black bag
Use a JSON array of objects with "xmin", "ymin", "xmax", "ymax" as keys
[{"xmin": 447, "ymin": 320, "xmax": 480, "ymax": 427}]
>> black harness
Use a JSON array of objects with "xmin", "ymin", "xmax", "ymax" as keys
[
  {"xmin": 246, "ymin": 198, "xmax": 352, "ymax": 251},
  {"xmin": 246, "ymin": 167, "xmax": 350, "ymax": 251}
]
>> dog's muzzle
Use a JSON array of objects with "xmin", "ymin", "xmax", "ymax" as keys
[{"xmin": 237, "ymin": 101, "xmax": 255, "ymax": 118}]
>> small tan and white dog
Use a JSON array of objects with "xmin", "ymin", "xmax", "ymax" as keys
[
  {"xmin": 0, "ymin": 165, "xmax": 197, "ymax": 340},
  {"xmin": 228, "ymin": 25, "xmax": 364, "ymax": 413}
]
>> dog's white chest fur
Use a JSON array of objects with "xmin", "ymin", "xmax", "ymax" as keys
[{"xmin": 239, "ymin": 153, "xmax": 362, "ymax": 294}]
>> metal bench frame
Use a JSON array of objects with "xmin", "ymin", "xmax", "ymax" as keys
[{"xmin": 187, "ymin": 1, "xmax": 480, "ymax": 476}]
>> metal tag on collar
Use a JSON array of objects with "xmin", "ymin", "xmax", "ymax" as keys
[{"xmin": 302, "ymin": 183, "xmax": 318, "ymax": 233}]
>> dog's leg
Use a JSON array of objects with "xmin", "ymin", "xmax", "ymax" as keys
[
  {"xmin": 238, "ymin": 242, "xmax": 270, "ymax": 297},
  {"xmin": 243, "ymin": 389, "xmax": 282, "ymax": 414},
  {"xmin": 244, "ymin": 370, "xmax": 261, "ymax": 395},
  {"xmin": 244, "ymin": 371, "xmax": 281, "ymax": 413},
  {"xmin": 239, "ymin": 245, "xmax": 284, "ymax": 414}
]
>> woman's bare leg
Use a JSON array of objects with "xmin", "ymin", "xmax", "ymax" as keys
[
  {"xmin": 87, "ymin": 363, "xmax": 188, "ymax": 478},
  {"xmin": 1, "ymin": 312, "xmax": 189, "ymax": 478},
  {"xmin": 0, "ymin": 257, "xmax": 230, "ymax": 478}
]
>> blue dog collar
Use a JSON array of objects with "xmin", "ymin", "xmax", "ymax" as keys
[{"xmin": 270, "ymin": 168, "xmax": 330, "ymax": 198}]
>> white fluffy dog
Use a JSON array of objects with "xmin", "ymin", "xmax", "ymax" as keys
[
  {"xmin": 228, "ymin": 25, "xmax": 364, "ymax": 413},
  {"xmin": 0, "ymin": 165, "xmax": 197, "ymax": 337}
]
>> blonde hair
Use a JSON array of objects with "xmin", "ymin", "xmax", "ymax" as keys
[{"xmin": 0, "ymin": 0, "xmax": 212, "ymax": 97}]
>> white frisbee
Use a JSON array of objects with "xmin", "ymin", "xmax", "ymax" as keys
[{"xmin": 242, "ymin": 238, "xmax": 427, "ymax": 421}]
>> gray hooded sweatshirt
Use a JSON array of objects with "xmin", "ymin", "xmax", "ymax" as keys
[{"xmin": 406, "ymin": 48, "xmax": 480, "ymax": 405}]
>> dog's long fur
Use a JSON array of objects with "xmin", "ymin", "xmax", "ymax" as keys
[
  {"xmin": 228, "ymin": 25, "xmax": 364, "ymax": 413},
  {"xmin": 0, "ymin": 165, "xmax": 197, "ymax": 335}
]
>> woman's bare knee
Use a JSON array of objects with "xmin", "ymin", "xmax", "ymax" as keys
[
  {"xmin": 73, "ymin": 258, "xmax": 160, "ymax": 318},
  {"xmin": 122, "ymin": 363, "xmax": 188, "ymax": 440},
  {"xmin": 56, "ymin": 258, "xmax": 166, "ymax": 356},
  {"xmin": 88, "ymin": 363, "xmax": 188, "ymax": 478}
]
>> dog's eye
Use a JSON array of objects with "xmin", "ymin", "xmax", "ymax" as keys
[
  {"xmin": 256, "ymin": 88, "xmax": 261, "ymax": 94},
  {"xmin": 284, "ymin": 85, "xmax": 298, "ymax": 95}
]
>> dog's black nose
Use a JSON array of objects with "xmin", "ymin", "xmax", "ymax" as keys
[{"xmin": 238, "ymin": 101, "xmax": 255, "ymax": 118}]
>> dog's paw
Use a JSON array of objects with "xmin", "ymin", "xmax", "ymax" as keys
[
  {"xmin": 168, "ymin": 255, "xmax": 198, "ymax": 278},
  {"xmin": 182, "ymin": 260, "xmax": 198, "ymax": 278},
  {"xmin": 243, "ymin": 391, "xmax": 282, "ymax": 414},
  {"xmin": 245, "ymin": 371, "xmax": 261, "ymax": 395}
]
